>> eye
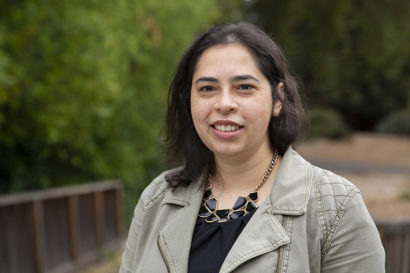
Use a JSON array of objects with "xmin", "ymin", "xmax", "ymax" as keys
[
  {"xmin": 199, "ymin": 85, "xmax": 216, "ymax": 92},
  {"xmin": 237, "ymin": 84, "xmax": 255, "ymax": 91}
]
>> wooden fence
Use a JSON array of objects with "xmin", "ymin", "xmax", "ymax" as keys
[
  {"xmin": 377, "ymin": 220, "xmax": 410, "ymax": 273},
  {"xmin": 0, "ymin": 180, "xmax": 124, "ymax": 273},
  {"xmin": 1, "ymin": 181, "xmax": 409, "ymax": 273}
]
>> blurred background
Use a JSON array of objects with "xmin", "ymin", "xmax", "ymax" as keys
[{"xmin": 0, "ymin": 0, "xmax": 409, "ymax": 272}]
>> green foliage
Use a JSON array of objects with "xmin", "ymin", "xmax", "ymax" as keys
[
  {"xmin": 398, "ymin": 191, "xmax": 410, "ymax": 201},
  {"xmin": 0, "ymin": 0, "xmax": 218, "ymax": 219},
  {"xmin": 242, "ymin": 0, "xmax": 410, "ymax": 130},
  {"xmin": 306, "ymin": 108, "xmax": 351, "ymax": 139},
  {"xmin": 376, "ymin": 110, "xmax": 410, "ymax": 136},
  {"xmin": 215, "ymin": 0, "xmax": 248, "ymax": 24}
]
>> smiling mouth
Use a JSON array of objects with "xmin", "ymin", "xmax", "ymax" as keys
[{"xmin": 212, "ymin": 124, "xmax": 243, "ymax": 132}]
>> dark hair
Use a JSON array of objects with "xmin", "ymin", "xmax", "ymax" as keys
[{"xmin": 164, "ymin": 22, "xmax": 305, "ymax": 186}]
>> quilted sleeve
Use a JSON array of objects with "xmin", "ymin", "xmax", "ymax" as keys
[{"xmin": 317, "ymin": 171, "xmax": 385, "ymax": 273}]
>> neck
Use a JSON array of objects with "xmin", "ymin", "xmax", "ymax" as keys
[{"xmin": 212, "ymin": 143, "xmax": 275, "ymax": 195}]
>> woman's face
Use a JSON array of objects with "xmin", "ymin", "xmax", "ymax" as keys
[{"xmin": 190, "ymin": 44, "xmax": 282, "ymax": 160}]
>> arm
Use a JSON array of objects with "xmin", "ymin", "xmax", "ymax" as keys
[
  {"xmin": 321, "ymin": 193, "xmax": 385, "ymax": 273},
  {"xmin": 119, "ymin": 199, "xmax": 144, "ymax": 273}
]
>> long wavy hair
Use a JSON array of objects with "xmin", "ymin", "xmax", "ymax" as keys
[{"xmin": 164, "ymin": 23, "xmax": 305, "ymax": 186}]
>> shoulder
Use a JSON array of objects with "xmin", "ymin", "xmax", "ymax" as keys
[
  {"xmin": 138, "ymin": 167, "xmax": 182, "ymax": 211},
  {"xmin": 312, "ymin": 165, "xmax": 360, "ymax": 207},
  {"xmin": 282, "ymin": 147, "xmax": 360, "ymax": 208},
  {"xmin": 310, "ymin": 165, "xmax": 361, "ymax": 226}
]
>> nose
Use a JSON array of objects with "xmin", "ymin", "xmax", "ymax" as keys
[{"xmin": 214, "ymin": 90, "xmax": 238, "ymax": 115}]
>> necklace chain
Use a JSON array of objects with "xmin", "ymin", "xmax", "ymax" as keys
[
  {"xmin": 253, "ymin": 150, "xmax": 279, "ymax": 192},
  {"xmin": 208, "ymin": 150, "xmax": 279, "ymax": 193}
]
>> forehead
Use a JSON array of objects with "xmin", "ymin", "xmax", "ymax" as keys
[{"xmin": 193, "ymin": 44, "xmax": 263, "ymax": 79}]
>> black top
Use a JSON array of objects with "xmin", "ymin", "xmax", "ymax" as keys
[{"xmin": 188, "ymin": 210, "xmax": 256, "ymax": 273}]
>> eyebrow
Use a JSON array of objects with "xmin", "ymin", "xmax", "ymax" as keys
[
  {"xmin": 194, "ymin": 77, "xmax": 218, "ymax": 85},
  {"xmin": 232, "ymin": 75, "xmax": 259, "ymax": 83},
  {"xmin": 194, "ymin": 74, "xmax": 259, "ymax": 85}
]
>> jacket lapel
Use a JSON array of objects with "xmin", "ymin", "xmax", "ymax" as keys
[
  {"xmin": 219, "ymin": 200, "xmax": 290, "ymax": 273},
  {"xmin": 157, "ymin": 176, "xmax": 205, "ymax": 273}
]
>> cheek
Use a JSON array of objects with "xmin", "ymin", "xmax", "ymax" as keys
[
  {"xmin": 190, "ymin": 96, "xmax": 207, "ymax": 129},
  {"xmin": 190, "ymin": 99, "xmax": 212, "ymax": 147},
  {"xmin": 241, "ymin": 105, "xmax": 272, "ymax": 133},
  {"xmin": 248, "ymin": 100, "xmax": 274, "ymax": 133},
  {"xmin": 249, "ymin": 95, "xmax": 273, "ymax": 120}
]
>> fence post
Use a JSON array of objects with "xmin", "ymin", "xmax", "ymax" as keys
[
  {"xmin": 94, "ymin": 191, "xmax": 105, "ymax": 245},
  {"xmin": 67, "ymin": 195, "xmax": 79, "ymax": 261},
  {"xmin": 32, "ymin": 200, "xmax": 45, "ymax": 273}
]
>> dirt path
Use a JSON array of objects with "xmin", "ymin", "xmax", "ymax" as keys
[
  {"xmin": 295, "ymin": 132, "xmax": 410, "ymax": 167},
  {"xmin": 296, "ymin": 133, "xmax": 410, "ymax": 221}
]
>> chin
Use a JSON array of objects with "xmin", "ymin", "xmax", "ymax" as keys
[{"xmin": 211, "ymin": 147, "xmax": 243, "ymax": 158}]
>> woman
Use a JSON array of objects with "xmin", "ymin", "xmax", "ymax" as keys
[{"xmin": 120, "ymin": 23, "xmax": 385, "ymax": 273}]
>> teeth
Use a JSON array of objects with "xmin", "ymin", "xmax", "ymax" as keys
[{"xmin": 215, "ymin": 125, "xmax": 240, "ymax": 132}]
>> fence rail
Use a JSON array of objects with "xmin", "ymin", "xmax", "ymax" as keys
[
  {"xmin": 377, "ymin": 220, "xmax": 410, "ymax": 273},
  {"xmin": 0, "ymin": 180, "xmax": 124, "ymax": 273}
]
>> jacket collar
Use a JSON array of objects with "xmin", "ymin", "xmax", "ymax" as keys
[
  {"xmin": 270, "ymin": 147, "xmax": 313, "ymax": 215},
  {"xmin": 162, "ymin": 147, "xmax": 313, "ymax": 215},
  {"xmin": 162, "ymin": 170, "xmax": 205, "ymax": 206}
]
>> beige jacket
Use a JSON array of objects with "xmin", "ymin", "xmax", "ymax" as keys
[{"xmin": 120, "ymin": 148, "xmax": 385, "ymax": 273}]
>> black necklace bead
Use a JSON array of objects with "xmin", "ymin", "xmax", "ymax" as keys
[
  {"xmin": 233, "ymin": 196, "xmax": 247, "ymax": 210},
  {"xmin": 216, "ymin": 209, "xmax": 229, "ymax": 218},
  {"xmin": 204, "ymin": 189, "xmax": 212, "ymax": 199},
  {"xmin": 205, "ymin": 198, "xmax": 217, "ymax": 211},
  {"xmin": 245, "ymin": 201, "xmax": 257, "ymax": 213},
  {"xmin": 206, "ymin": 214, "xmax": 219, "ymax": 223},
  {"xmin": 230, "ymin": 210, "xmax": 245, "ymax": 219},
  {"xmin": 199, "ymin": 205, "xmax": 211, "ymax": 217},
  {"xmin": 248, "ymin": 192, "xmax": 258, "ymax": 201}
]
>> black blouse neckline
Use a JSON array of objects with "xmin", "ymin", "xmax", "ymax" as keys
[{"xmin": 188, "ymin": 209, "xmax": 257, "ymax": 273}]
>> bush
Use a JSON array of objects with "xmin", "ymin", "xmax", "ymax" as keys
[
  {"xmin": 306, "ymin": 108, "xmax": 351, "ymax": 139},
  {"xmin": 246, "ymin": 0, "xmax": 410, "ymax": 131},
  {"xmin": 0, "ymin": 0, "xmax": 219, "ymax": 223},
  {"xmin": 376, "ymin": 110, "xmax": 410, "ymax": 136}
]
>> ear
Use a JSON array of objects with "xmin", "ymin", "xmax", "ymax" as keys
[{"xmin": 272, "ymin": 82, "xmax": 284, "ymax": 117}]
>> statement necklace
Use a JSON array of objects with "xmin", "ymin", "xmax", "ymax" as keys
[{"xmin": 199, "ymin": 150, "xmax": 279, "ymax": 223}]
